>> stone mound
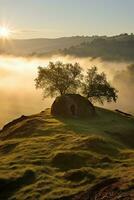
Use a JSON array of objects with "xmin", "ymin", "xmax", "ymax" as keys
[{"xmin": 51, "ymin": 94, "xmax": 95, "ymax": 118}]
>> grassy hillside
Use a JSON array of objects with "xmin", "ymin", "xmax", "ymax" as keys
[{"xmin": 0, "ymin": 107, "xmax": 134, "ymax": 199}]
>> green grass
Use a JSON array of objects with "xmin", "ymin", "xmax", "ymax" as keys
[{"xmin": 0, "ymin": 107, "xmax": 134, "ymax": 199}]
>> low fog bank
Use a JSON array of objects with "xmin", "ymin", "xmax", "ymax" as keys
[{"xmin": 0, "ymin": 55, "xmax": 134, "ymax": 128}]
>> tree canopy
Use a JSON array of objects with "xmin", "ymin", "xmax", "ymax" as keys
[
  {"xmin": 35, "ymin": 62, "xmax": 118, "ymax": 104},
  {"xmin": 82, "ymin": 66, "xmax": 118, "ymax": 104},
  {"xmin": 35, "ymin": 61, "xmax": 82, "ymax": 97}
]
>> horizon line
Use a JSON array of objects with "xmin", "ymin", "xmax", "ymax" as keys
[{"xmin": 0, "ymin": 33, "xmax": 133, "ymax": 40}]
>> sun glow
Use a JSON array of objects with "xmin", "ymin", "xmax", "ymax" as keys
[{"xmin": 0, "ymin": 27, "xmax": 11, "ymax": 38}]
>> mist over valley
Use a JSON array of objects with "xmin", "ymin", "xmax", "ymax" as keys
[{"xmin": 0, "ymin": 54, "xmax": 133, "ymax": 128}]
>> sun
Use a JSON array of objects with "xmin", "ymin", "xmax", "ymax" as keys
[{"xmin": 0, "ymin": 27, "xmax": 11, "ymax": 38}]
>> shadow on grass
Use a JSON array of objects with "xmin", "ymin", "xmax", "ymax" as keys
[{"xmin": 0, "ymin": 169, "xmax": 36, "ymax": 199}]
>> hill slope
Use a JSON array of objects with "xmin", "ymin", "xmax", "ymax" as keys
[
  {"xmin": 0, "ymin": 107, "xmax": 134, "ymax": 199},
  {"xmin": 1, "ymin": 34, "xmax": 134, "ymax": 61},
  {"xmin": 61, "ymin": 34, "xmax": 134, "ymax": 61},
  {"xmin": 0, "ymin": 36, "xmax": 93, "ymax": 56}
]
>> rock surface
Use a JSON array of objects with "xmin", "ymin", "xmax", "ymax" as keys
[{"xmin": 51, "ymin": 94, "xmax": 95, "ymax": 118}]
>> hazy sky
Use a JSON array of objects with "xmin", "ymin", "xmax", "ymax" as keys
[{"xmin": 0, "ymin": 0, "xmax": 133, "ymax": 38}]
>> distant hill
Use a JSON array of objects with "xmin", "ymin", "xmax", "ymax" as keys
[
  {"xmin": 0, "ymin": 36, "xmax": 95, "ymax": 56},
  {"xmin": 0, "ymin": 107, "xmax": 134, "ymax": 199},
  {"xmin": 61, "ymin": 34, "xmax": 134, "ymax": 61},
  {"xmin": 1, "ymin": 34, "xmax": 134, "ymax": 61}
]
